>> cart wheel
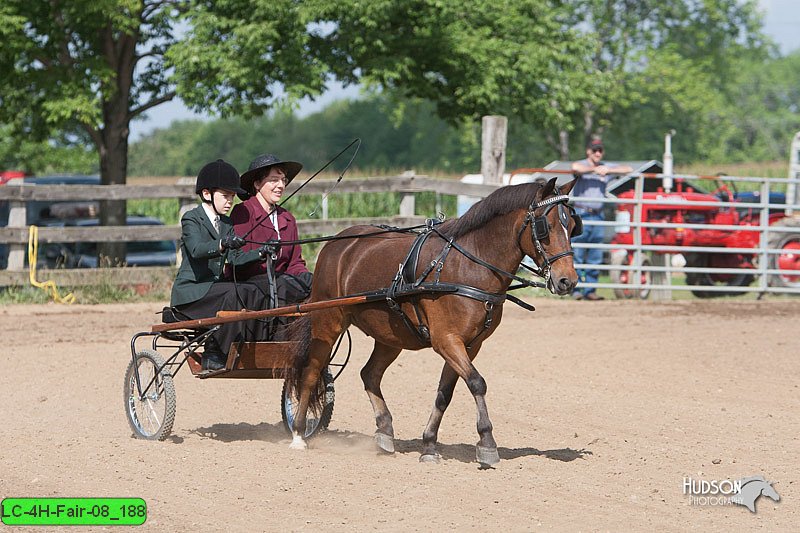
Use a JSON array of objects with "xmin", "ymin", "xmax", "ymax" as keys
[
  {"xmin": 610, "ymin": 253, "xmax": 651, "ymax": 299},
  {"xmin": 124, "ymin": 349, "xmax": 176, "ymax": 441},
  {"xmin": 281, "ymin": 368, "xmax": 334, "ymax": 438}
]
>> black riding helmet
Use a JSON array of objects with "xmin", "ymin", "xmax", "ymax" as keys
[{"xmin": 195, "ymin": 159, "xmax": 246, "ymax": 197}]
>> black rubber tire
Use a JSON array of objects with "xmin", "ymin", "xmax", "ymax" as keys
[
  {"xmin": 767, "ymin": 217, "xmax": 800, "ymax": 290},
  {"xmin": 124, "ymin": 349, "xmax": 176, "ymax": 441},
  {"xmin": 281, "ymin": 368, "xmax": 334, "ymax": 439},
  {"xmin": 610, "ymin": 253, "xmax": 651, "ymax": 299},
  {"xmin": 685, "ymin": 252, "xmax": 755, "ymax": 298}
]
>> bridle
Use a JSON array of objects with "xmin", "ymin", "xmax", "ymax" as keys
[{"xmin": 517, "ymin": 193, "xmax": 583, "ymax": 282}]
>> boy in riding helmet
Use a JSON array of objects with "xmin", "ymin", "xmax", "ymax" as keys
[{"xmin": 169, "ymin": 159, "xmax": 268, "ymax": 371}]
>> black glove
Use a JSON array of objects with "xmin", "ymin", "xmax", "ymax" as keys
[
  {"xmin": 258, "ymin": 243, "xmax": 279, "ymax": 260},
  {"xmin": 220, "ymin": 234, "xmax": 246, "ymax": 251}
]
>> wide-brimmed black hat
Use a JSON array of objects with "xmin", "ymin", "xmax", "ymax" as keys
[
  {"xmin": 195, "ymin": 159, "xmax": 246, "ymax": 195},
  {"xmin": 239, "ymin": 154, "xmax": 303, "ymax": 199}
]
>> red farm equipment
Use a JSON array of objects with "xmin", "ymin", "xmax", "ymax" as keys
[{"xmin": 609, "ymin": 178, "xmax": 800, "ymax": 298}]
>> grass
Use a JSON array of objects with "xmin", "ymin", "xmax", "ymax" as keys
[
  {"xmin": 0, "ymin": 283, "xmax": 172, "ymax": 305},
  {"xmin": 0, "ymin": 265, "xmax": 174, "ymax": 305},
  {"xmin": 128, "ymin": 198, "xmax": 180, "ymax": 225}
]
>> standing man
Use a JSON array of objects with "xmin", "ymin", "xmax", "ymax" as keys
[{"xmin": 570, "ymin": 139, "xmax": 632, "ymax": 301}]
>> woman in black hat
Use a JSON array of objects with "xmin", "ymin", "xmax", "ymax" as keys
[
  {"xmin": 228, "ymin": 154, "xmax": 313, "ymax": 309},
  {"xmin": 169, "ymin": 159, "xmax": 269, "ymax": 370}
]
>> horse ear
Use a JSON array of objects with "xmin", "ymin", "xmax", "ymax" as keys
[
  {"xmin": 560, "ymin": 177, "xmax": 579, "ymax": 195},
  {"xmin": 538, "ymin": 177, "xmax": 556, "ymax": 198}
]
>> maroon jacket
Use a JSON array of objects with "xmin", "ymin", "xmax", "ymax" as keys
[{"xmin": 226, "ymin": 196, "xmax": 309, "ymax": 279}]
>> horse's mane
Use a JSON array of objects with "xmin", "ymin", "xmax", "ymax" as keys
[{"xmin": 439, "ymin": 181, "xmax": 543, "ymax": 239}]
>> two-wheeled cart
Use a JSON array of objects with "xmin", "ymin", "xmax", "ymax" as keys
[{"xmin": 123, "ymin": 296, "xmax": 383, "ymax": 442}]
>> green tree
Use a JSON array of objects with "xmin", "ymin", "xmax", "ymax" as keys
[
  {"xmin": 0, "ymin": 0, "xmax": 329, "ymax": 262},
  {"xmin": 553, "ymin": 0, "xmax": 769, "ymax": 159},
  {"xmin": 313, "ymin": 0, "xmax": 597, "ymax": 146},
  {"xmin": 0, "ymin": 125, "xmax": 97, "ymax": 175}
]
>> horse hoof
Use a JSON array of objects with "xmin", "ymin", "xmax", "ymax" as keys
[
  {"xmin": 419, "ymin": 453, "xmax": 440, "ymax": 464},
  {"xmin": 476, "ymin": 445, "xmax": 500, "ymax": 467},
  {"xmin": 289, "ymin": 435, "xmax": 307, "ymax": 450},
  {"xmin": 374, "ymin": 432, "xmax": 395, "ymax": 454}
]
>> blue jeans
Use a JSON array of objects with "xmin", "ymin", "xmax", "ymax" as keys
[{"xmin": 571, "ymin": 211, "xmax": 604, "ymax": 296}]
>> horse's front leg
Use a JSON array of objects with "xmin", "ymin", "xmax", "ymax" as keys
[
  {"xmin": 360, "ymin": 342, "xmax": 402, "ymax": 453},
  {"xmin": 428, "ymin": 339, "xmax": 499, "ymax": 467}
]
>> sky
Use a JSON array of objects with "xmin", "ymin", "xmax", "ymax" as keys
[{"xmin": 128, "ymin": 0, "xmax": 800, "ymax": 141}]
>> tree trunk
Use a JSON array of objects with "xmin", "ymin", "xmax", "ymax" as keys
[
  {"xmin": 558, "ymin": 129, "xmax": 570, "ymax": 160},
  {"xmin": 481, "ymin": 115, "xmax": 507, "ymax": 184},
  {"xmin": 582, "ymin": 107, "xmax": 595, "ymax": 146},
  {"xmin": 96, "ymin": 30, "xmax": 137, "ymax": 266},
  {"xmin": 98, "ymin": 122, "xmax": 129, "ymax": 266}
]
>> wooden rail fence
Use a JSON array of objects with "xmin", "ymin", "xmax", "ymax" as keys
[{"xmin": 0, "ymin": 175, "xmax": 499, "ymax": 286}]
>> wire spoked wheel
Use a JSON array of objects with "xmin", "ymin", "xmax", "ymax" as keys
[
  {"xmin": 124, "ymin": 349, "xmax": 176, "ymax": 441},
  {"xmin": 281, "ymin": 368, "xmax": 334, "ymax": 439}
]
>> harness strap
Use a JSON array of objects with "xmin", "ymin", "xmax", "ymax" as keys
[
  {"xmin": 506, "ymin": 293, "xmax": 536, "ymax": 311},
  {"xmin": 386, "ymin": 230, "xmax": 510, "ymax": 345},
  {"xmin": 431, "ymin": 227, "xmax": 545, "ymax": 289},
  {"xmin": 387, "ymin": 231, "xmax": 432, "ymax": 343}
]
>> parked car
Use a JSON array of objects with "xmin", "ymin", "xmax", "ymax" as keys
[
  {"xmin": 39, "ymin": 216, "xmax": 177, "ymax": 269},
  {"xmin": 1, "ymin": 175, "xmax": 101, "ymax": 269}
]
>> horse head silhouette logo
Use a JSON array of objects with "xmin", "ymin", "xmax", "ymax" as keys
[{"xmin": 730, "ymin": 476, "xmax": 780, "ymax": 513}]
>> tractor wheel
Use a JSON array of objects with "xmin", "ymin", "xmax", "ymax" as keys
[
  {"xmin": 610, "ymin": 252, "xmax": 651, "ymax": 299},
  {"xmin": 767, "ymin": 217, "xmax": 800, "ymax": 290},
  {"xmin": 685, "ymin": 253, "xmax": 754, "ymax": 298}
]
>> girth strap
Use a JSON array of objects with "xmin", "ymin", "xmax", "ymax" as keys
[{"xmin": 385, "ymin": 228, "xmax": 508, "ymax": 345}]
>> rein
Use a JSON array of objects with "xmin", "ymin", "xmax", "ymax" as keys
[{"xmin": 248, "ymin": 193, "xmax": 578, "ymax": 292}]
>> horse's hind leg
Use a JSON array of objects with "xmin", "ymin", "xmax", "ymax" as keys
[
  {"xmin": 289, "ymin": 310, "xmax": 344, "ymax": 450},
  {"xmin": 420, "ymin": 362, "xmax": 459, "ymax": 463},
  {"xmin": 360, "ymin": 341, "xmax": 402, "ymax": 453}
]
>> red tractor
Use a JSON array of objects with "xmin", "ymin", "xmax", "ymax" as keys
[{"xmin": 609, "ymin": 179, "xmax": 800, "ymax": 298}]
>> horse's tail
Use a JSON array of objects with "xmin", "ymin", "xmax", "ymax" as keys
[{"xmin": 285, "ymin": 313, "xmax": 326, "ymax": 416}]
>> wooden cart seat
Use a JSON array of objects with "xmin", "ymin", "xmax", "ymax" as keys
[{"xmin": 187, "ymin": 341, "xmax": 298, "ymax": 379}]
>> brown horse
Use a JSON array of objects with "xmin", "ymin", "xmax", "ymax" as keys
[{"xmin": 288, "ymin": 177, "xmax": 580, "ymax": 466}]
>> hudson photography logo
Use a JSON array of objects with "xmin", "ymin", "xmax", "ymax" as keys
[{"xmin": 683, "ymin": 475, "xmax": 781, "ymax": 513}]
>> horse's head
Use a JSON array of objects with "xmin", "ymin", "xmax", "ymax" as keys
[
  {"xmin": 518, "ymin": 177, "xmax": 580, "ymax": 295},
  {"xmin": 731, "ymin": 476, "xmax": 781, "ymax": 512},
  {"xmin": 762, "ymin": 482, "xmax": 781, "ymax": 502}
]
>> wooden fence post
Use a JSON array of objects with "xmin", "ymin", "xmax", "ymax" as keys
[
  {"xmin": 481, "ymin": 116, "xmax": 507, "ymax": 185},
  {"xmin": 399, "ymin": 170, "xmax": 416, "ymax": 216},
  {"xmin": 7, "ymin": 201, "xmax": 26, "ymax": 270},
  {"xmin": 6, "ymin": 177, "xmax": 26, "ymax": 270}
]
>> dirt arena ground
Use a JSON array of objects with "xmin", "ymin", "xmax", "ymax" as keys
[{"xmin": 1, "ymin": 298, "xmax": 797, "ymax": 531}]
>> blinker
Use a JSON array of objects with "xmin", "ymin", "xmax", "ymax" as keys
[
  {"xmin": 570, "ymin": 212, "xmax": 583, "ymax": 237},
  {"xmin": 533, "ymin": 216, "xmax": 549, "ymax": 240}
]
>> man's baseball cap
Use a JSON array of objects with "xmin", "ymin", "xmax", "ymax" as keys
[{"xmin": 587, "ymin": 139, "xmax": 604, "ymax": 151}]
